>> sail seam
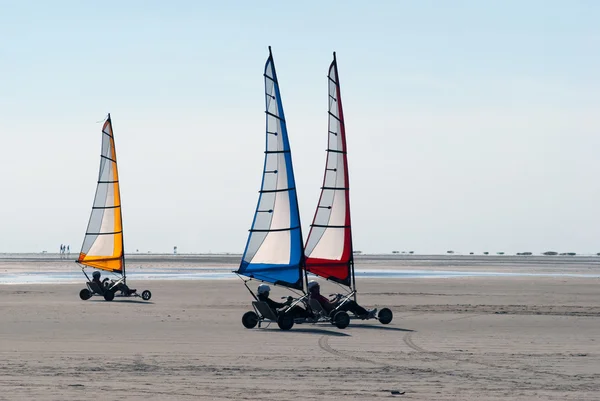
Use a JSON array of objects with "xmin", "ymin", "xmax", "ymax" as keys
[
  {"xmin": 265, "ymin": 150, "xmax": 290, "ymax": 154},
  {"xmin": 97, "ymin": 180, "xmax": 118, "ymax": 184},
  {"xmin": 327, "ymin": 149, "xmax": 346, "ymax": 154},
  {"xmin": 102, "ymin": 130, "xmax": 113, "ymax": 138},
  {"xmin": 85, "ymin": 231, "xmax": 123, "ymax": 235},
  {"xmin": 92, "ymin": 205, "xmax": 120, "ymax": 209}
]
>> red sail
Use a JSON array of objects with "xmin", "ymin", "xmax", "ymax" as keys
[{"xmin": 304, "ymin": 53, "xmax": 353, "ymax": 286}]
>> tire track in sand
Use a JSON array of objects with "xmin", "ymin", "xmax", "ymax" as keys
[
  {"xmin": 318, "ymin": 335, "xmax": 391, "ymax": 367},
  {"xmin": 402, "ymin": 332, "xmax": 576, "ymax": 380}
]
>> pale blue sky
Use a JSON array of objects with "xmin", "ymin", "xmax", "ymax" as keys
[{"xmin": 1, "ymin": 0, "xmax": 599, "ymax": 254}]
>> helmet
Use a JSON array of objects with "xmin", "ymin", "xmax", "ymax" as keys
[
  {"xmin": 307, "ymin": 280, "xmax": 319, "ymax": 291},
  {"xmin": 92, "ymin": 271, "xmax": 101, "ymax": 279},
  {"xmin": 257, "ymin": 284, "xmax": 271, "ymax": 295}
]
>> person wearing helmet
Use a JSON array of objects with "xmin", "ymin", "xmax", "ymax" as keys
[
  {"xmin": 307, "ymin": 280, "xmax": 377, "ymax": 319},
  {"xmin": 91, "ymin": 271, "xmax": 109, "ymax": 294},
  {"xmin": 256, "ymin": 284, "xmax": 312, "ymax": 318}
]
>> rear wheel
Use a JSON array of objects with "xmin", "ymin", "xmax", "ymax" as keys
[
  {"xmin": 142, "ymin": 290, "xmax": 152, "ymax": 301},
  {"xmin": 378, "ymin": 308, "xmax": 393, "ymax": 324},
  {"xmin": 242, "ymin": 311, "xmax": 258, "ymax": 329},
  {"xmin": 277, "ymin": 313, "xmax": 294, "ymax": 331},
  {"xmin": 79, "ymin": 288, "xmax": 91, "ymax": 300},
  {"xmin": 103, "ymin": 291, "xmax": 115, "ymax": 301},
  {"xmin": 333, "ymin": 311, "xmax": 350, "ymax": 329}
]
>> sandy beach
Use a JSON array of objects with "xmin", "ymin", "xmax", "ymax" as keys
[{"xmin": 1, "ymin": 256, "xmax": 599, "ymax": 400}]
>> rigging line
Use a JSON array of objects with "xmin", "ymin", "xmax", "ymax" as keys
[{"xmin": 250, "ymin": 226, "xmax": 300, "ymax": 232}]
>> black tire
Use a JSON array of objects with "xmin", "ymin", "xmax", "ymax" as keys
[
  {"xmin": 277, "ymin": 313, "xmax": 294, "ymax": 331},
  {"xmin": 142, "ymin": 290, "xmax": 152, "ymax": 301},
  {"xmin": 103, "ymin": 291, "xmax": 115, "ymax": 301},
  {"xmin": 333, "ymin": 311, "xmax": 350, "ymax": 329},
  {"xmin": 79, "ymin": 288, "xmax": 92, "ymax": 300},
  {"xmin": 378, "ymin": 308, "xmax": 393, "ymax": 324},
  {"xmin": 242, "ymin": 311, "xmax": 258, "ymax": 329}
]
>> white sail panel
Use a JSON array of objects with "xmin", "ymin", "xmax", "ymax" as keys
[
  {"xmin": 304, "ymin": 54, "xmax": 353, "ymax": 286},
  {"xmin": 78, "ymin": 116, "xmax": 124, "ymax": 273},
  {"xmin": 237, "ymin": 48, "xmax": 304, "ymax": 289}
]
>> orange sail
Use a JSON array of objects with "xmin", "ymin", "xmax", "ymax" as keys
[{"xmin": 77, "ymin": 115, "xmax": 124, "ymax": 273}]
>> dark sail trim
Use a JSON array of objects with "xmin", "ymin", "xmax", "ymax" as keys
[
  {"xmin": 101, "ymin": 155, "xmax": 116, "ymax": 163},
  {"xmin": 250, "ymin": 226, "xmax": 300, "ymax": 233},
  {"xmin": 311, "ymin": 224, "xmax": 350, "ymax": 228},
  {"xmin": 260, "ymin": 187, "xmax": 295, "ymax": 193}
]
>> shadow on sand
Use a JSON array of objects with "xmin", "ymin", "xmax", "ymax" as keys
[
  {"xmin": 347, "ymin": 323, "xmax": 414, "ymax": 332},
  {"xmin": 89, "ymin": 298, "xmax": 155, "ymax": 305},
  {"xmin": 260, "ymin": 326, "xmax": 351, "ymax": 337}
]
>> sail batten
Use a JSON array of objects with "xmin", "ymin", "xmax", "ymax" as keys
[
  {"xmin": 77, "ymin": 115, "xmax": 125, "ymax": 274},
  {"xmin": 304, "ymin": 54, "xmax": 353, "ymax": 287},
  {"xmin": 236, "ymin": 48, "xmax": 304, "ymax": 290}
]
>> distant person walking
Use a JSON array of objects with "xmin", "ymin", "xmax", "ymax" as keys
[{"xmin": 67, "ymin": 245, "xmax": 70, "ymax": 255}]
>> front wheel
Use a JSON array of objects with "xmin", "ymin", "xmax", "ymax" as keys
[
  {"xmin": 79, "ymin": 288, "xmax": 92, "ymax": 300},
  {"xmin": 242, "ymin": 311, "xmax": 258, "ymax": 329},
  {"xmin": 277, "ymin": 313, "xmax": 294, "ymax": 331},
  {"xmin": 333, "ymin": 311, "xmax": 350, "ymax": 329},
  {"xmin": 142, "ymin": 290, "xmax": 152, "ymax": 301},
  {"xmin": 378, "ymin": 308, "xmax": 393, "ymax": 324},
  {"xmin": 103, "ymin": 291, "xmax": 115, "ymax": 301}
]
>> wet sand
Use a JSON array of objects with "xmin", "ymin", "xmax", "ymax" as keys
[{"xmin": 0, "ymin": 257, "xmax": 599, "ymax": 400}]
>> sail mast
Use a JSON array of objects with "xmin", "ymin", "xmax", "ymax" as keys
[
  {"xmin": 236, "ymin": 46, "xmax": 305, "ymax": 290},
  {"xmin": 304, "ymin": 51, "xmax": 354, "ymax": 288},
  {"xmin": 77, "ymin": 113, "xmax": 125, "ymax": 274},
  {"xmin": 332, "ymin": 52, "xmax": 355, "ymax": 294},
  {"xmin": 109, "ymin": 113, "xmax": 127, "ymax": 282}
]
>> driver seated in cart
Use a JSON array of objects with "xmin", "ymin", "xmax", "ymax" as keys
[
  {"xmin": 91, "ymin": 271, "xmax": 109, "ymax": 293},
  {"xmin": 307, "ymin": 280, "xmax": 377, "ymax": 319},
  {"xmin": 257, "ymin": 284, "xmax": 312, "ymax": 318}
]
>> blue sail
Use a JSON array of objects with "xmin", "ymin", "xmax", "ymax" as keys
[{"xmin": 237, "ymin": 47, "xmax": 304, "ymax": 290}]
